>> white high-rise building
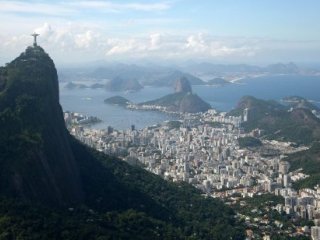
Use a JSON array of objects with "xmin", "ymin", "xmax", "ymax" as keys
[
  {"xmin": 243, "ymin": 108, "xmax": 249, "ymax": 122},
  {"xmin": 283, "ymin": 174, "xmax": 290, "ymax": 187},
  {"xmin": 311, "ymin": 226, "xmax": 320, "ymax": 240},
  {"xmin": 279, "ymin": 161, "xmax": 290, "ymax": 175}
]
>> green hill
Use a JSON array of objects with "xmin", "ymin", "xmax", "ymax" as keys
[
  {"xmin": 229, "ymin": 96, "xmax": 320, "ymax": 144},
  {"xmin": 0, "ymin": 46, "xmax": 244, "ymax": 239},
  {"xmin": 287, "ymin": 142, "xmax": 320, "ymax": 190}
]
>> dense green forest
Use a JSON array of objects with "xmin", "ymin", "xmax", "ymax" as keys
[
  {"xmin": 287, "ymin": 142, "xmax": 320, "ymax": 189},
  {"xmin": 238, "ymin": 136, "xmax": 262, "ymax": 148}
]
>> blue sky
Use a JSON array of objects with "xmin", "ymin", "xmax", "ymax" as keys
[{"xmin": 0, "ymin": 0, "xmax": 319, "ymax": 65}]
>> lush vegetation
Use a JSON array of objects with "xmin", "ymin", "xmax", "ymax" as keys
[
  {"xmin": 238, "ymin": 136, "xmax": 262, "ymax": 148},
  {"xmin": 287, "ymin": 142, "xmax": 320, "ymax": 189},
  {"xmin": 0, "ymin": 198, "xmax": 180, "ymax": 240},
  {"xmin": 165, "ymin": 120, "xmax": 182, "ymax": 129},
  {"xmin": 232, "ymin": 194, "xmax": 309, "ymax": 239}
]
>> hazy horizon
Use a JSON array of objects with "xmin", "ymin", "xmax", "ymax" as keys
[{"xmin": 1, "ymin": 0, "xmax": 320, "ymax": 66}]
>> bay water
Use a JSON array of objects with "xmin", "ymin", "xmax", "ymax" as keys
[{"xmin": 59, "ymin": 75, "xmax": 320, "ymax": 130}]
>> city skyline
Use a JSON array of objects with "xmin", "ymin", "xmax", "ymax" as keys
[{"xmin": 1, "ymin": 0, "xmax": 320, "ymax": 65}]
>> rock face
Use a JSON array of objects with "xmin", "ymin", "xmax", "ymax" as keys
[
  {"xmin": 179, "ymin": 93, "xmax": 211, "ymax": 113},
  {"xmin": 174, "ymin": 77, "xmax": 192, "ymax": 93},
  {"xmin": 0, "ymin": 46, "xmax": 83, "ymax": 205}
]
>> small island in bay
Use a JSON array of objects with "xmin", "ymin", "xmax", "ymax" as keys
[
  {"xmin": 65, "ymin": 81, "xmax": 88, "ymax": 89},
  {"xmin": 207, "ymin": 77, "xmax": 231, "ymax": 86},
  {"xmin": 104, "ymin": 96, "xmax": 132, "ymax": 106}
]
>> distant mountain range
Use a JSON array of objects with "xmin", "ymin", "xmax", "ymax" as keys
[
  {"xmin": 59, "ymin": 61, "xmax": 317, "ymax": 91},
  {"xmin": 177, "ymin": 62, "xmax": 315, "ymax": 79},
  {"xmin": 64, "ymin": 77, "xmax": 142, "ymax": 92},
  {"xmin": 105, "ymin": 77, "xmax": 143, "ymax": 92},
  {"xmin": 60, "ymin": 63, "xmax": 206, "ymax": 88}
]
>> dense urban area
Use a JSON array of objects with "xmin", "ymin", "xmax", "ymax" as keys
[{"xmin": 65, "ymin": 108, "xmax": 320, "ymax": 240}]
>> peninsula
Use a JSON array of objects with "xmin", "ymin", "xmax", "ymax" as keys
[{"xmin": 106, "ymin": 77, "xmax": 211, "ymax": 113}]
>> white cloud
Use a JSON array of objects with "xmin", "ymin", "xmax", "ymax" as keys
[
  {"xmin": 1, "ymin": 21, "xmax": 318, "ymax": 65},
  {"xmin": 184, "ymin": 33, "xmax": 258, "ymax": 57},
  {"xmin": 34, "ymin": 23, "xmax": 54, "ymax": 38},
  {"xmin": 103, "ymin": 32, "xmax": 258, "ymax": 60},
  {"xmin": 149, "ymin": 33, "xmax": 162, "ymax": 50},
  {"xmin": 185, "ymin": 34, "xmax": 207, "ymax": 53},
  {"xmin": 74, "ymin": 31, "xmax": 96, "ymax": 49},
  {"xmin": 106, "ymin": 39, "xmax": 139, "ymax": 55}
]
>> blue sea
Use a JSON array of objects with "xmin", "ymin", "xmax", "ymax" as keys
[{"xmin": 59, "ymin": 75, "xmax": 320, "ymax": 130}]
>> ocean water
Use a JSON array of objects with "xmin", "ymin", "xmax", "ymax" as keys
[
  {"xmin": 193, "ymin": 75, "xmax": 320, "ymax": 111},
  {"xmin": 59, "ymin": 86, "xmax": 176, "ymax": 130},
  {"xmin": 59, "ymin": 75, "xmax": 320, "ymax": 130}
]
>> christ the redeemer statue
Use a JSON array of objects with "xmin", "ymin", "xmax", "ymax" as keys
[{"xmin": 31, "ymin": 33, "xmax": 40, "ymax": 46}]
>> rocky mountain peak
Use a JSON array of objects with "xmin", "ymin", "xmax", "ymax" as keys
[
  {"xmin": 174, "ymin": 76, "xmax": 192, "ymax": 93},
  {"xmin": 0, "ymin": 46, "xmax": 84, "ymax": 205}
]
